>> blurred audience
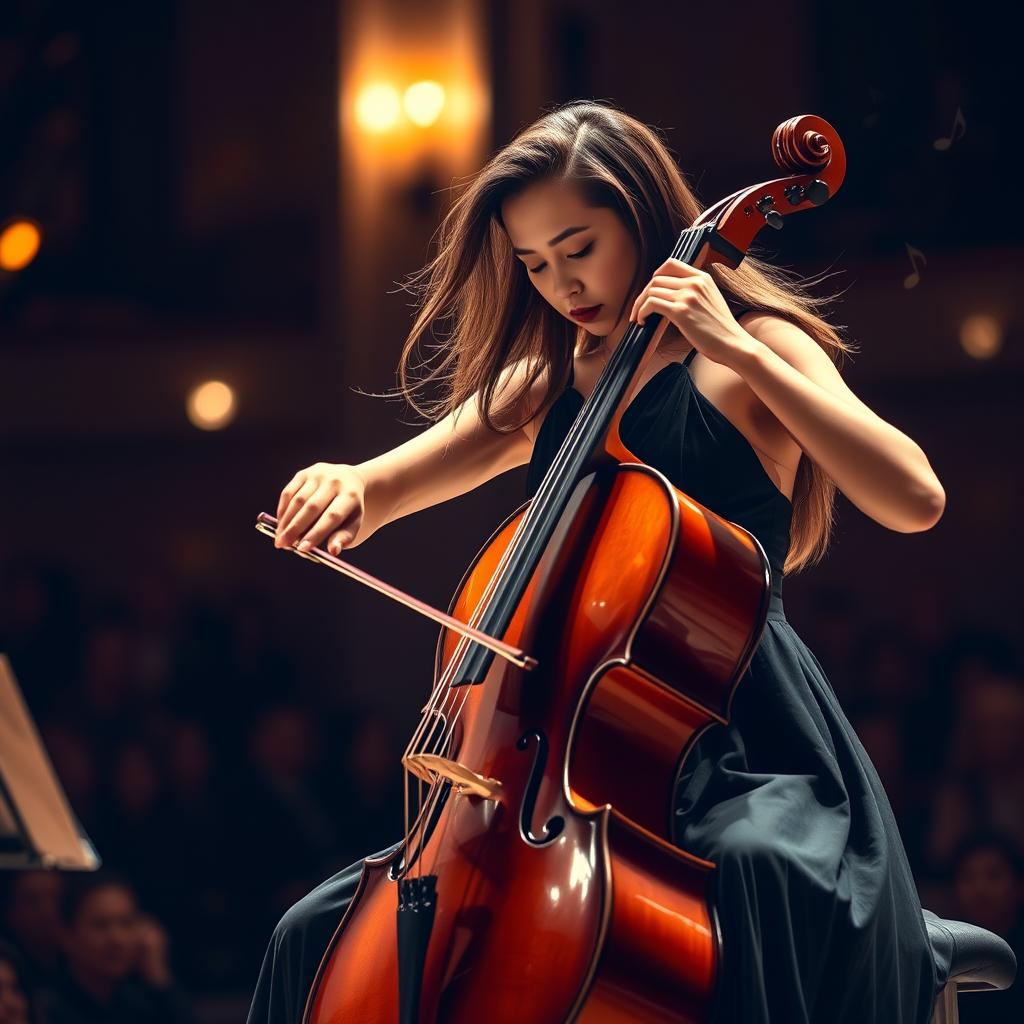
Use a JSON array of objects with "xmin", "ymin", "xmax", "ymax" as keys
[
  {"xmin": 155, "ymin": 719, "xmax": 246, "ymax": 992},
  {"xmin": 0, "ymin": 940, "xmax": 36, "ymax": 1024},
  {"xmin": 326, "ymin": 708, "xmax": 404, "ymax": 865},
  {"xmin": 46, "ymin": 872, "xmax": 195, "ymax": 1024},
  {"xmin": 35, "ymin": 725, "xmax": 99, "ymax": 835},
  {"xmin": 0, "ymin": 873, "xmax": 64, "ymax": 995},
  {"xmin": 0, "ymin": 560, "xmax": 81, "ymax": 722},
  {"xmin": 233, "ymin": 702, "xmax": 340, "ymax": 963},
  {"xmin": 951, "ymin": 831, "xmax": 1024, "ymax": 1022},
  {"xmin": 925, "ymin": 667, "xmax": 1024, "ymax": 872}
]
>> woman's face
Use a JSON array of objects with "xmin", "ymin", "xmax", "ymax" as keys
[{"xmin": 501, "ymin": 176, "xmax": 639, "ymax": 346}]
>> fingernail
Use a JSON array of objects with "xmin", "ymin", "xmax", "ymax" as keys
[{"xmin": 298, "ymin": 540, "xmax": 311, "ymax": 551}]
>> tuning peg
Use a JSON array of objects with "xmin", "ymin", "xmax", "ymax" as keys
[
  {"xmin": 756, "ymin": 194, "xmax": 785, "ymax": 229},
  {"xmin": 803, "ymin": 179, "xmax": 829, "ymax": 205}
]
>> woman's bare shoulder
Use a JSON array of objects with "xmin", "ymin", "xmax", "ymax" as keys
[{"xmin": 499, "ymin": 353, "xmax": 581, "ymax": 447}]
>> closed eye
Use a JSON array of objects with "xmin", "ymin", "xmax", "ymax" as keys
[{"xmin": 527, "ymin": 241, "xmax": 594, "ymax": 275}]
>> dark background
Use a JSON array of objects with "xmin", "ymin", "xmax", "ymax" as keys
[{"xmin": 1, "ymin": 0, "xmax": 1021, "ymax": 1020}]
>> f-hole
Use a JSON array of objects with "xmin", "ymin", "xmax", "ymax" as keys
[{"xmin": 516, "ymin": 730, "xmax": 564, "ymax": 846}]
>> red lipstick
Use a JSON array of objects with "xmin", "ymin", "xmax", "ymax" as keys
[{"xmin": 570, "ymin": 304, "xmax": 602, "ymax": 322}]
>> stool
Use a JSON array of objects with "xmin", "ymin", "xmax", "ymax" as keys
[{"xmin": 925, "ymin": 909, "xmax": 1017, "ymax": 1023}]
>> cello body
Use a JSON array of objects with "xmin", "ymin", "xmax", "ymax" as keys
[{"xmin": 303, "ymin": 461, "xmax": 771, "ymax": 1023}]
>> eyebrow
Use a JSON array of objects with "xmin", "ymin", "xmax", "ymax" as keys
[{"xmin": 511, "ymin": 225, "xmax": 589, "ymax": 256}]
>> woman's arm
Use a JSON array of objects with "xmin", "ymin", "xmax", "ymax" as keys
[
  {"xmin": 353, "ymin": 358, "xmax": 549, "ymax": 536},
  {"xmin": 275, "ymin": 358, "xmax": 556, "ymax": 554},
  {"xmin": 732, "ymin": 314, "xmax": 946, "ymax": 533}
]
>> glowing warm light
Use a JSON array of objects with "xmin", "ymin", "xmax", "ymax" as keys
[
  {"xmin": 0, "ymin": 220, "xmax": 42, "ymax": 271},
  {"xmin": 186, "ymin": 380, "xmax": 237, "ymax": 431},
  {"xmin": 960, "ymin": 313, "xmax": 1003, "ymax": 360},
  {"xmin": 403, "ymin": 81, "xmax": 446, "ymax": 127},
  {"xmin": 355, "ymin": 83, "xmax": 402, "ymax": 133},
  {"xmin": 338, "ymin": 4, "xmax": 491, "ymax": 299}
]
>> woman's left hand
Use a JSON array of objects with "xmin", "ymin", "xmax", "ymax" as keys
[{"xmin": 630, "ymin": 258, "xmax": 754, "ymax": 369}]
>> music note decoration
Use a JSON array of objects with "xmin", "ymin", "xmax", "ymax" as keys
[
  {"xmin": 934, "ymin": 106, "xmax": 966, "ymax": 151},
  {"xmin": 903, "ymin": 243, "xmax": 927, "ymax": 290}
]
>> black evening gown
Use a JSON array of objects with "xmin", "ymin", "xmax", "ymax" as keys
[{"xmin": 247, "ymin": 310, "xmax": 947, "ymax": 1024}]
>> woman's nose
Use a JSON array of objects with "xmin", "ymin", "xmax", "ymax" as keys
[{"xmin": 552, "ymin": 270, "xmax": 582, "ymax": 299}]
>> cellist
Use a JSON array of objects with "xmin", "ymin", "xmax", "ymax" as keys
[{"xmin": 248, "ymin": 100, "xmax": 947, "ymax": 1024}]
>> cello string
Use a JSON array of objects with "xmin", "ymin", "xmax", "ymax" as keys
[
  {"xmin": 402, "ymin": 288, "xmax": 642, "ymax": 767},
  {"xmin": 406, "ymin": 760, "xmax": 444, "ymax": 882},
  {"xmin": 403, "ymin": 745, "xmax": 410, "ymax": 866},
  {"xmin": 398, "ymin": 501, "xmax": 540, "ymax": 774},
  {"xmin": 403, "ymin": 229, "xmax": 703, "ymax": 845},
  {"xmin": 399, "ymin": 511, "xmax": 536, "ymax": 857},
  {"xmin": 424, "ymin": 779, "xmax": 459, "ymax": 879},
  {"xmin": 401, "ymin": 472, "xmax": 545, "ymax": 766},
  {"xmin": 400, "ymin": 486, "xmax": 539, "ymax": 762},
  {"xmin": 405, "ymin": 484, "xmax": 554, "ymax": 800},
  {"xmin": 400, "ymin": 225, "xmax": 702, "ymax": 859},
  {"xmin": 398, "ymin": 403, "xmax": 581, "ymax": 855},
  {"xmin": 419, "ymin": 228, "xmax": 702, "ymax": 775},
  {"xmin": 408, "ymin": 770, "xmax": 448, "ymax": 882}
]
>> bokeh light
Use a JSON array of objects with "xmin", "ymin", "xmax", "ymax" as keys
[
  {"xmin": 0, "ymin": 219, "xmax": 42, "ymax": 271},
  {"xmin": 186, "ymin": 380, "xmax": 237, "ymax": 430},
  {"xmin": 960, "ymin": 313, "xmax": 1004, "ymax": 360},
  {"xmin": 403, "ymin": 80, "xmax": 446, "ymax": 127},
  {"xmin": 355, "ymin": 82, "xmax": 402, "ymax": 134}
]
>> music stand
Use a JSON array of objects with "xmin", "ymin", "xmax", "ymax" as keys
[{"xmin": 0, "ymin": 653, "xmax": 100, "ymax": 870}]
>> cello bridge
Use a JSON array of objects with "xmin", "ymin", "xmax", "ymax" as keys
[{"xmin": 402, "ymin": 753, "xmax": 503, "ymax": 801}]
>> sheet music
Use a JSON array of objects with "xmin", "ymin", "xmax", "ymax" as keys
[{"xmin": 0, "ymin": 654, "xmax": 100, "ymax": 870}]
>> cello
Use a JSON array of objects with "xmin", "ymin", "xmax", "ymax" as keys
[{"xmin": 255, "ymin": 113, "xmax": 846, "ymax": 1023}]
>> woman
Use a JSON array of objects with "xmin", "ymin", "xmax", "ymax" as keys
[{"xmin": 250, "ymin": 100, "xmax": 947, "ymax": 1023}]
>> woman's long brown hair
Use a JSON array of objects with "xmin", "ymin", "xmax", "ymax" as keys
[{"xmin": 390, "ymin": 99, "xmax": 856, "ymax": 575}]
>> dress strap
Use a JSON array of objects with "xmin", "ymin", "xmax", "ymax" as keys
[{"xmin": 683, "ymin": 346, "xmax": 698, "ymax": 367}]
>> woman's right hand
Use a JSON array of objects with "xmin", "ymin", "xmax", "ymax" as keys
[{"xmin": 275, "ymin": 462, "xmax": 368, "ymax": 555}]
